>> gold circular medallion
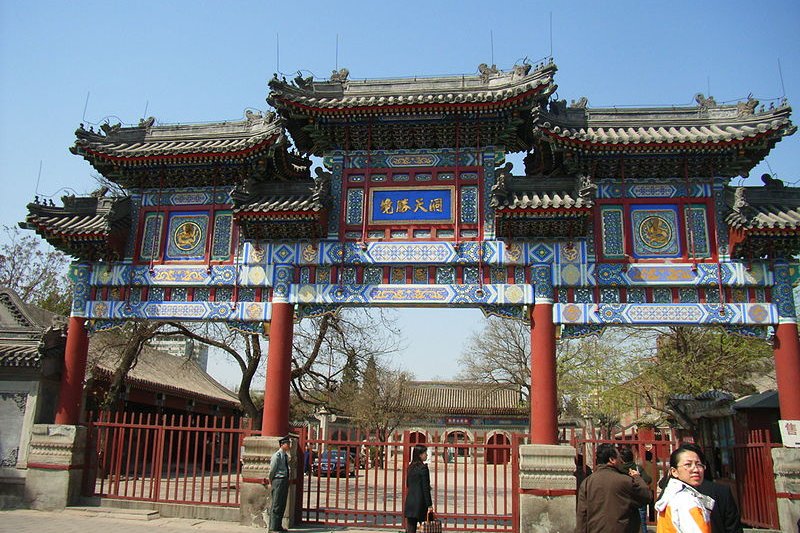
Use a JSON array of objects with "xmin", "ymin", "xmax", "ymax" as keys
[
  {"xmin": 638, "ymin": 215, "xmax": 672, "ymax": 250},
  {"xmin": 173, "ymin": 221, "xmax": 202, "ymax": 251}
]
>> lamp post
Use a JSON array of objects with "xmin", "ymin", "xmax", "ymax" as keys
[{"xmin": 314, "ymin": 406, "xmax": 337, "ymax": 453}]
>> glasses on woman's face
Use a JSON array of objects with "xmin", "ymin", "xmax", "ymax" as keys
[{"xmin": 677, "ymin": 462, "xmax": 706, "ymax": 471}]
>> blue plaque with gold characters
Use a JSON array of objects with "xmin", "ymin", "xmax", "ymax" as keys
[{"xmin": 369, "ymin": 186, "xmax": 454, "ymax": 224}]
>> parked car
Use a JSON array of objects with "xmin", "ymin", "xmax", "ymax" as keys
[{"xmin": 312, "ymin": 450, "xmax": 353, "ymax": 477}]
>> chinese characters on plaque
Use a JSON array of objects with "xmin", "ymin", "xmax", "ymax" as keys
[{"xmin": 369, "ymin": 187, "xmax": 455, "ymax": 224}]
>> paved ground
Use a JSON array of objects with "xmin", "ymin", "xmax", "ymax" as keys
[{"xmin": 0, "ymin": 509, "xmax": 385, "ymax": 533}]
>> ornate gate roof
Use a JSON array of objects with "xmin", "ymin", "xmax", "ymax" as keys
[
  {"xmin": 533, "ymin": 96, "xmax": 795, "ymax": 178},
  {"xmin": 268, "ymin": 61, "xmax": 557, "ymax": 153},
  {"xmin": 70, "ymin": 112, "xmax": 302, "ymax": 188},
  {"xmin": 21, "ymin": 193, "xmax": 131, "ymax": 261}
]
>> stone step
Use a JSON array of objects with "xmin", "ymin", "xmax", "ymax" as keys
[{"xmin": 65, "ymin": 506, "xmax": 161, "ymax": 521}]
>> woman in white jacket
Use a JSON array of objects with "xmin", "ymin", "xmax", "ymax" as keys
[{"xmin": 655, "ymin": 445, "xmax": 715, "ymax": 533}]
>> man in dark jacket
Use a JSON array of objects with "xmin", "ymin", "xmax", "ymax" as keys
[{"xmin": 576, "ymin": 443, "xmax": 652, "ymax": 533}]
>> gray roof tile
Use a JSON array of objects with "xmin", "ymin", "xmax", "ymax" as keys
[
  {"xmin": 72, "ymin": 113, "xmax": 282, "ymax": 160},
  {"xmin": 399, "ymin": 381, "xmax": 525, "ymax": 415},
  {"xmin": 536, "ymin": 100, "xmax": 794, "ymax": 147}
]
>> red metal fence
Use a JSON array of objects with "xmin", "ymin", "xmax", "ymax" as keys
[
  {"xmin": 299, "ymin": 429, "xmax": 520, "ymax": 532},
  {"xmin": 564, "ymin": 426, "xmax": 681, "ymax": 527},
  {"xmin": 733, "ymin": 429, "xmax": 780, "ymax": 529},
  {"xmin": 83, "ymin": 411, "xmax": 257, "ymax": 506},
  {"xmin": 565, "ymin": 426, "xmax": 782, "ymax": 530},
  {"xmin": 81, "ymin": 412, "xmax": 783, "ymax": 531}
]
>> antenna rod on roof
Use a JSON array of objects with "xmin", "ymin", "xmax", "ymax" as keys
[
  {"xmin": 82, "ymin": 91, "xmax": 90, "ymax": 123},
  {"xmin": 778, "ymin": 58, "xmax": 786, "ymax": 99},
  {"xmin": 707, "ymin": 76, "xmax": 711, "ymax": 99},
  {"xmin": 549, "ymin": 12, "xmax": 553, "ymax": 58},
  {"xmin": 276, "ymin": 33, "xmax": 280, "ymax": 74},
  {"xmin": 143, "ymin": 100, "xmax": 149, "ymax": 120},
  {"xmin": 336, "ymin": 34, "xmax": 339, "ymax": 72},
  {"xmin": 35, "ymin": 160, "xmax": 42, "ymax": 196},
  {"xmin": 490, "ymin": 30, "xmax": 494, "ymax": 66}
]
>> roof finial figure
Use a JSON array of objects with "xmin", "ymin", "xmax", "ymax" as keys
[
  {"xmin": 294, "ymin": 71, "xmax": 313, "ymax": 88},
  {"xmin": 330, "ymin": 68, "xmax": 349, "ymax": 82},
  {"xmin": 478, "ymin": 63, "xmax": 500, "ymax": 83},
  {"xmin": 694, "ymin": 93, "xmax": 717, "ymax": 110},
  {"xmin": 737, "ymin": 94, "xmax": 758, "ymax": 117},
  {"xmin": 761, "ymin": 173, "xmax": 784, "ymax": 189},
  {"xmin": 570, "ymin": 96, "xmax": 589, "ymax": 109},
  {"xmin": 490, "ymin": 162, "xmax": 513, "ymax": 207}
]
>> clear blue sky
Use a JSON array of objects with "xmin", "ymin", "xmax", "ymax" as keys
[{"xmin": 2, "ymin": 1, "xmax": 799, "ymax": 387}]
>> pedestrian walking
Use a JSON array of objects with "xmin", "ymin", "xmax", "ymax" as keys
[
  {"xmin": 576, "ymin": 443, "xmax": 652, "ymax": 533},
  {"xmin": 619, "ymin": 446, "xmax": 652, "ymax": 533},
  {"xmin": 404, "ymin": 444, "xmax": 433, "ymax": 533}
]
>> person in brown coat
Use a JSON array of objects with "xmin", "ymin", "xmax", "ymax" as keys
[{"xmin": 576, "ymin": 443, "xmax": 652, "ymax": 533}]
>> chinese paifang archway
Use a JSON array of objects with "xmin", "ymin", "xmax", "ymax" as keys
[{"xmin": 23, "ymin": 60, "xmax": 800, "ymax": 444}]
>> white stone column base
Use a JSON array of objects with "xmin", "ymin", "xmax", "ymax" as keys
[
  {"xmin": 24, "ymin": 424, "xmax": 87, "ymax": 510},
  {"xmin": 773, "ymin": 447, "xmax": 800, "ymax": 532},
  {"xmin": 518, "ymin": 444, "xmax": 576, "ymax": 533}
]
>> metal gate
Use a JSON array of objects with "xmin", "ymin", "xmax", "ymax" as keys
[
  {"xmin": 83, "ymin": 411, "xmax": 257, "ymax": 506},
  {"xmin": 733, "ymin": 430, "xmax": 779, "ymax": 529},
  {"xmin": 299, "ymin": 429, "xmax": 520, "ymax": 532}
]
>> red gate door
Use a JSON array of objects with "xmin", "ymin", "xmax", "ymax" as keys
[
  {"xmin": 300, "ymin": 428, "xmax": 519, "ymax": 532},
  {"xmin": 734, "ymin": 431, "xmax": 779, "ymax": 529}
]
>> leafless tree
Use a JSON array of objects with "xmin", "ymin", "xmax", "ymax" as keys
[{"xmin": 0, "ymin": 226, "xmax": 71, "ymax": 314}]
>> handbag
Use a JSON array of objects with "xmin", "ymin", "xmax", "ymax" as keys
[{"xmin": 421, "ymin": 509, "xmax": 443, "ymax": 533}]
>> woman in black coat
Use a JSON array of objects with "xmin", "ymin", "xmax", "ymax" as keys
[{"xmin": 404, "ymin": 444, "xmax": 433, "ymax": 533}]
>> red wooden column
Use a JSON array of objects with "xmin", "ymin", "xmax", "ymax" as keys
[
  {"xmin": 530, "ymin": 299, "xmax": 558, "ymax": 445},
  {"xmin": 774, "ymin": 320, "xmax": 800, "ymax": 421},
  {"xmin": 261, "ymin": 264, "xmax": 295, "ymax": 436},
  {"xmin": 54, "ymin": 316, "xmax": 89, "ymax": 425}
]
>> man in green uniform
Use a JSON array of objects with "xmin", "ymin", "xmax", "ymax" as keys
[{"xmin": 267, "ymin": 436, "xmax": 291, "ymax": 532}]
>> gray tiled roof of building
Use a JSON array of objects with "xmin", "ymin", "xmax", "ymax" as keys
[
  {"xmin": 725, "ymin": 182, "xmax": 800, "ymax": 230},
  {"xmin": 232, "ymin": 195, "xmax": 324, "ymax": 214},
  {"xmin": 534, "ymin": 99, "xmax": 794, "ymax": 147},
  {"xmin": 72, "ymin": 113, "xmax": 282, "ymax": 159},
  {"xmin": 268, "ymin": 62, "xmax": 557, "ymax": 110},
  {"xmin": 0, "ymin": 288, "xmax": 63, "ymax": 368},
  {"xmin": 399, "ymin": 381, "xmax": 526, "ymax": 415},
  {"xmin": 89, "ymin": 333, "xmax": 239, "ymax": 407}
]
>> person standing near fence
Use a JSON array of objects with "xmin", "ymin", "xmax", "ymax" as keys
[
  {"xmin": 655, "ymin": 444, "xmax": 714, "ymax": 533},
  {"xmin": 404, "ymin": 444, "xmax": 433, "ymax": 533},
  {"xmin": 266, "ymin": 436, "xmax": 292, "ymax": 532},
  {"xmin": 619, "ymin": 446, "xmax": 652, "ymax": 533},
  {"xmin": 576, "ymin": 443, "xmax": 652, "ymax": 533},
  {"xmin": 677, "ymin": 444, "xmax": 743, "ymax": 533}
]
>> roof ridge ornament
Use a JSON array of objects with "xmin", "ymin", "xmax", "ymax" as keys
[
  {"xmin": 737, "ymin": 94, "xmax": 758, "ymax": 117},
  {"xmin": 570, "ymin": 97, "xmax": 589, "ymax": 109},
  {"xmin": 138, "ymin": 116, "xmax": 156, "ymax": 129},
  {"xmin": 490, "ymin": 162, "xmax": 513, "ymax": 208},
  {"xmin": 99, "ymin": 122, "xmax": 121, "ymax": 136},
  {"xmin": 694, "ymin": 93, "xmax": 717, "ymax": 111},
  {"xmin": 761, "ymin": 173, "xmax": 785, "ymax": 189},
  {"xmin": 511, "ymin": 62, "xmax": 532, "ymax": 79},
  {"xmin": 294, "ymin": 71, "xmax": 313, "ymax": 89},
  {"xmin": 478, "ymin": 63, "xmax": 501, "ymax": 83},
  {"xmin": 311, "ymin": 168, "xmax": 332, "ymax": 207},
  {"xmin": 330, "ymin": 68, "xmax": 349, "ymax": 82},
  {"xmin": 575, "ymin": 175, "xmax": 597, "ymax": 199},
  {"xmin": 731, "ymin": 186, "xmax": 754, "ymax": 225}
]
